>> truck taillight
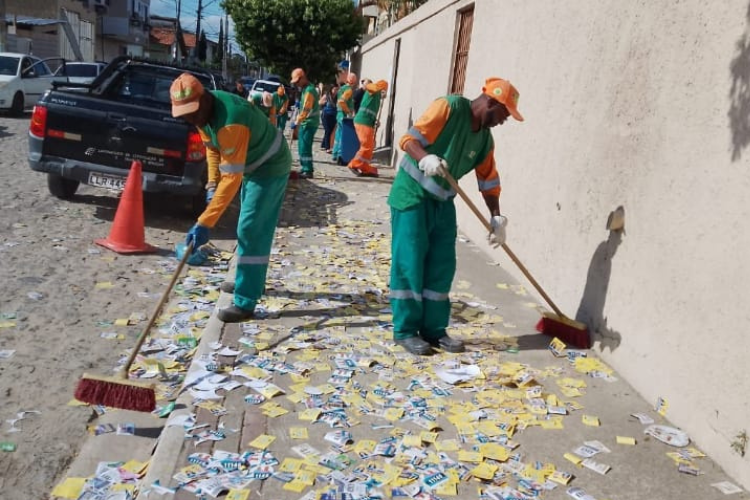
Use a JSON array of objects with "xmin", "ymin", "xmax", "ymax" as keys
[
  {"xmin": 29, "ymin": 106, "xmax": 47, "ymax": 138},
  {"xmin": 187, "ymin": 130, "xmax": 206, "ymax": 161}
]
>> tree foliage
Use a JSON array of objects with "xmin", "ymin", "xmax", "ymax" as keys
[{"xmin": 222, "ymin": 0, "xmax": 364, "ymax": 83}]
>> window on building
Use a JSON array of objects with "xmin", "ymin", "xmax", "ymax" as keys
[{"xmin": 449, "ymin": 5, "xmax": 474, "ymax": 95}]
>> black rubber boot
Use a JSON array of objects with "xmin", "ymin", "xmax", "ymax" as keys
[
  {"xmin": 217, "ymin": 305, "xmax": 255, "ymax": 323},
  {"xmin": 395, "ymin": 336, "xmax": 433, "ymax": 355},
  {"xmin": 430, "ymin": 334, "xmax": 465, "ymax": 353}
]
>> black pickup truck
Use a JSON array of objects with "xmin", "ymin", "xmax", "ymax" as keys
[{"xmin": 28, "ymin": 56, "xmax": 217, "ymax": 212}]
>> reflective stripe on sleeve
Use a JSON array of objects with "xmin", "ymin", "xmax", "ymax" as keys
[
  {"xmin": 477, "ymin": 177, "xmax": 500, "ymax": 191},
  {"xmin": 407, "ymin": 126, "xmax": 429, "ymax": 147},
  {"xmin": 220, "ymin": 163, "xmax": 245, "ymax": 174}
]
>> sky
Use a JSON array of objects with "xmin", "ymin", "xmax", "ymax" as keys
[{"xmin": 151, "ymin": 0, "xmax": 240, "ymax": 52}]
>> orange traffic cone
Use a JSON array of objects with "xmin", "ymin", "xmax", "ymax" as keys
[{"xmin": 95, "ymin": 161, "xmax": 156, "ymax": 254}]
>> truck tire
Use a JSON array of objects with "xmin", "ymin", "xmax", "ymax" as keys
[
  {"xmin": 10, "ymin": 92, "xmax": 24, "ymax": 117},
  {"xmin": 47, "ymin": 173, "xmax": 80, "ymax": 199},
  {"xmin": 190, "ymin": 190, "xmax": 207, "ymax": 218}
]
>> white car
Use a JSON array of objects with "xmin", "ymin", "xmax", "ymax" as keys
[
  {"xmin": 249, "ymin": 79, "xmax": 281, "ymax": 100},
  {"xmin": 0, "ymin": 52, "xmax": 65, "ymax": 115},
  {"xmin": 57, "ymin": 61, "xmax": 107, "ymax": 84}
]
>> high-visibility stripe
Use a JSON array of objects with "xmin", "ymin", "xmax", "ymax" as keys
[
  {"xmin": 245, "ymin": 129, "xmax": 283, "ymax": 173},
  {"xmin": 390, "ymin": 289, "xmax": 422, "ymax": 301},
  {"xmin": 238, "ymin": 255, "xmax": 270, "ymax": 265},
  {"xmin": 478, "ymin": 177, "xmax": 500, "ymax": 191},
  {"xmin": 361, "ymin": 108, "xmax": 378, "ymax": 117},
  {"xmin": 300, "ymin": 156, "xmax": 314, "ymax": 162},
  {"xmin": 354, "ymin": 155, "xmax": 371, "ymax": 165},
  {"xmin": 220, "ymin": 163, "xmax": 245, "ymax": 173},
  {"xmin": 423, "ymin": 289, "xmax": 449, "ymax": 301},
  {"xmin": 400, "ymin": 157, "xmax": 456, "ymax": 201},
  {"xmin": 407, "ymin": 127, "xmax": 429, "ymax": 147}
]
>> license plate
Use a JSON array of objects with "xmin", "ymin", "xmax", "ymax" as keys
[{"xmin": 88, "ymin": 172, "xmax": 125, "ymax": 190}]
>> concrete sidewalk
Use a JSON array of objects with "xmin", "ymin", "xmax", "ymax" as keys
[{"xmin": 57, "ymin": 137, "xmax": 746, "ymax": 500}]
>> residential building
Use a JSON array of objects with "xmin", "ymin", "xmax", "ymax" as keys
[
  {"xmin": 3, "ymin": 0, "xmax": 97, "ymax": 61},
  {"xmin": 98, "ymin": 0, "xmax": 150, "ymax": 61}
]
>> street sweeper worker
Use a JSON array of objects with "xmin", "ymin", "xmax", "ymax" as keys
[
  {"xmin": 348, "ymin": 79, "xmax": 388, "ymax": 177},
  {"xmin": 387, "ymin": 77, "xmax": 523, "ymax": 355},
  {"xmin": 249, "ymin": 90, "xmax": 278, "ymax": 126},
  {"xmin": 170, "ymin": 72, "xmax": 292, "ymax": 323},
  {"xmin": 274, "ymin": 85, "xmax": 289, "ymax": 131},
  {"xmin": 332, "ymin": 72, "xmax": 357, "ymax": 162},
  {"xmin": 289, "ymin": 68, "xmax": 320, "ymax": 179}
]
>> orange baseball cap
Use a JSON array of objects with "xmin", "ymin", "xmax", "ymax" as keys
[
  {"xmin": 482, "ymin": 77, "xmax": 523, "ymax": 121},
  {"xmin": 170, "ymin": 73, "xmax": 205, "ymax": 117},
  {"xmin": 346, "ymin": 72, "xmax": 358, "ymax": 85},
  {"xmin": 290, "ymin": 68, "xmax": 306, "ymax": 85}
]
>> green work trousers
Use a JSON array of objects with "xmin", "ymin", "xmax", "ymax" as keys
[
  {"xmin": 297, "ymin": 121, "xmax": 317, "ymax": 173},
  {"xmin": 389, "ymin": 198, "xmax": 457, "ymax": 342},
  {"xmin": 234, "ymin": 174, "xmax": 289, "ymax": 311},
  {"xmin": 277, "ymin": 114, "xmax": 288, "ymax": 131}
]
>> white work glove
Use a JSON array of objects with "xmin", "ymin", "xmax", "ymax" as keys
[
  {"xmin": 488, "ymin": 215, "xmax": 508, "ymax": 247},
  {"xmin": 418, "ymin": 154, "xmax": 447, "ymax": 177}
]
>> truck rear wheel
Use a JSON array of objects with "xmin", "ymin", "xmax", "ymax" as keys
[
  {"xmin": 47, "ymin": 173, "xmax": 80, "ymax": 199},
  {"xmin": 10, "ymin": 92, "xmax": 24, "ymax": 117}
]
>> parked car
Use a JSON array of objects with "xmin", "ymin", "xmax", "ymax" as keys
[
  {"xmin": 0, "ymin": 52, "xmax": 66, "ymax": 115},
  {"xmin": 240, "ymin": 76, "xmax": 256, "ymax": 94},
  {"xmin": 55, "ymin": 61, "xmax": 108, "ymax": 84},
  {"xmin": 249, "ymin": 79, "xmax": 281, "ymax": 100},
  {"xmin": 28, "ymin": 56, "xmax": 218, "ymax": 214}
]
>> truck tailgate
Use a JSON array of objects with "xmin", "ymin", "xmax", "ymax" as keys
[{"xmin": 43, "ymin": 88, "xmax": 192, "ymax": 177}]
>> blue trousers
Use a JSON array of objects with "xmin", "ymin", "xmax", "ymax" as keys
[{"xmin": 234, "ymin": 174, "xmax": 288, "ymax": 311}]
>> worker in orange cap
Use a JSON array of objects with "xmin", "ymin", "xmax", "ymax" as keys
[
  {"xmin": 169, "ymin": 72, "xmax": 291, "ymax": 323},
  {"xmin": 332, "ymin": 72, "xmax": 357, "ymax": 162},
  {"xmin": 348, "ymin": 79, "xmax": 388, "ymax": 177},
  {"xmin": 289, "ymin": 68, "xmax": 320, "ymax": 179},
  {"xmin": 274, "ymin": 85, "xmax": 289, "ymax": 131},
  {"xmin": 388, "ymin": 77, "xmax": 523, "ymax": 355}
]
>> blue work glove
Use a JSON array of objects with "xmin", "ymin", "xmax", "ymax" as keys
[
  {"xmin": 185, "ymin": 224, "xmax": 210, "ymax": 251},
  {"xmin": 205, "ymin": 188, "xmax": 216, "ymax": 203},
  {"xmin": 290, "ymin": 122, "xmax": 297, "ymax": 130}
]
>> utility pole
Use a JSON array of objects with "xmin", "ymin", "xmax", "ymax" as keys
[
  {"xmin": 193, "ymin": 0, "xmax": 203, "ymax": 62},
  {"xmin": 221, "ymin": 15, "xmax": 228, "ymax": 80}
]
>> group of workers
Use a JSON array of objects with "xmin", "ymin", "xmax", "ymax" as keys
[{"xmin": 170, "ymin": 67, "xmax": 523, "ymax": 355}]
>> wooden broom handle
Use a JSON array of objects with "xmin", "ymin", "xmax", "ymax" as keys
[
  {"xmin": 120, "ymin": 241, "xmax": 194, "ymax": 378},
  {"xmin": 441, "ymin": 169, "xmax": 565, "ymax": 318}
]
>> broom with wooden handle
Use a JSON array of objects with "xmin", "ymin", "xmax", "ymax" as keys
[
  {"xmin": 440, "ymin": 169, "xmax": 591, "ymax": 349},
  {"xmin": 74, "ymin": 241, "xmax": 195, "ymax": 412}
]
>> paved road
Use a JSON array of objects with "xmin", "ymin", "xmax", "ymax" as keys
[{"xmin": 0, "ymin": 113, "xmax": 237, "ymax": 499}]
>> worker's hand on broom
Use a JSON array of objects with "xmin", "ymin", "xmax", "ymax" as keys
[
  {"xmin": 186, "ymin": 223, "xmax": 210, "ymax": 251},
  {"xmin": 418, "ymin": 154, "xmax": 447, "ymax": 177},
  {"xmin": 489, "ymin": 215, "xmax": 508, "ymax": 247}
]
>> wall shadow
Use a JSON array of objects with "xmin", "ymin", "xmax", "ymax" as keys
[
  {"xmin": 575, "ymin": 217, "xmax": 624, "ymax": 352},
  {"xmin": 729, "ymin": 2, "xmax": 750, "ymax": 161},
  {"xmin": 279, "ymin": 178, "xmax": 351, "ymax": 228}
]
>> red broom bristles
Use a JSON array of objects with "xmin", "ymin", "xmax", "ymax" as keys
[
  {"xmin": 75, "ymin": 376, "xmax": 156, "ymax": 413},
  {"xmin": 536, "ymin": 313, "xmax": 591, "ymax": 349}
]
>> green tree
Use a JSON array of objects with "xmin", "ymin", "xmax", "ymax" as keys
[
  {"xmin": 198, "ymin": 30, "xmax": 208, "ymax": 62},
  {"xmin": 222, "ymin": 0, "xmax": 364, "ymax": 83}
]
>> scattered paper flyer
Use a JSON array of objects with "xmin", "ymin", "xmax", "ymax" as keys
[{"xmin": 711, "ymin": 481, "xmax": 744, "ymax": 495}]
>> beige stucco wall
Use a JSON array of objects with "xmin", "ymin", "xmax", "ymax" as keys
[{"xmin": 361, "ymin": 0, "xmax": 750, "ymax": 488}]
